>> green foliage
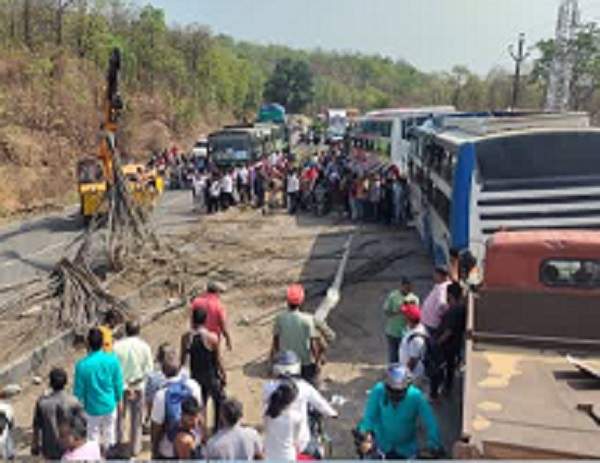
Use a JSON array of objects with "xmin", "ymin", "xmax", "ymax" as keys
[
  {"xmin": 264, "ymin": 58, "xmax": 315, "ymax": 113},
  {"xmin": 0, "ymin": 0, "xmax": 559, "ymax": 130}
]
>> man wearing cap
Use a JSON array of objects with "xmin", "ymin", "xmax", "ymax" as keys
[
  {"xmin": 191, "ymin": 281, "xmax": 232, "ymax": 351},
  {"xmin": 399, "ymin": 303, "xmax": 429, "ymax": 388},
  {"xmin": 420, "ymin": 266, "xmax": 451, "ymax": 336},
  {"xmin": 382, "ymin": 278, "xmax": 420, "ymax": 364},
  {"xmin": 358, "ymin": 365, "xmax": 442, "ymax": 459}
]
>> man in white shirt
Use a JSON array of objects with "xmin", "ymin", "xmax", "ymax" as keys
[
  {"xmin": 287, "ymin": 169, "xmax": 301, "ymax": 215},
  {"xmin": 114, "ymin": 320, "xmax": 153, "ymax": 456},
  {"xmin": 420, "ymin": 266, "xmax": 451, "ymax": 336},
  {"xmin": 220, "ymin": 171, "xmax": 234, "ymax": 210},
  {"xmin": 208, "ymin": 175, "xmax": 221, "ymax": 214},
  {"xmin": 237, "ymin": 165, "xmax": 250, "ymax": 204},
  {"xmin": 151, "ymin": 348, "xmax": 202, "ymax": 460},
  {"xmin": 399, "ymin": 303, "xmax": 428, "ymax": 389},
  {"xmin": 264, "ymin": 351, "xmax": 337, "ymax": 456}
]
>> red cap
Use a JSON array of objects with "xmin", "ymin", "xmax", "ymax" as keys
[
  {"xmin": 401, "ymin": 303, "xmax": 421, "ymax": 323},
  {"xmin": 287, "ymin": 284, "xmax": 305, "ymax": 306}
]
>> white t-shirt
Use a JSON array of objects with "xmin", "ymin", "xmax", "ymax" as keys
[
  {"xmin": 210, "ymin": 181, "xmax": 221, "ymax": 198},
  {"xmin": 399, "ymin": 324, "xmax": 428, "ymax": 382},
  {"xmin": 287, "ymin": 175, "xmax": 300, "ymax": 194},
  {"xmin": 238, "ymin": 167, "xmax": 249, "ymax": 185},
  {"xmin": 151, "ymin": 374, "xmax": 202, "ymax": 458},
  {"xmin": 221, "ymin": 175, "xmax": 234, "ymax": 193},
  {"xmin": 263, "ymin": 379, "xmax": 336, "ymax": 452},
  {"xmin": 264, "ymin": 408, "xmax": 303, "ymax": 461}
]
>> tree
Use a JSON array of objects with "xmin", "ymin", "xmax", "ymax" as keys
[
  {"xmin": 55, "ymin": 0, "xmax": 75, "ymax": 46},
  {"xmin": 264, "ymin": 58, "xmax": 315, "ymax": 113}
]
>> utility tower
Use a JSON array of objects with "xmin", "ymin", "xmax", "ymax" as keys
[
  {"xmin": 509, "ymin": 33, "xmax": 530, "ymax": 109},
  {"xmin": 546, "ymin": 0, "xmax": 581, "ymax": 111}
]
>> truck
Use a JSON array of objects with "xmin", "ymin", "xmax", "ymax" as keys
[{"xmin": 458, "ymin": 230, "xmax": 600, "ymax": 459}]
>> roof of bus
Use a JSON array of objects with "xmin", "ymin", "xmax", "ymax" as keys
[
  {"xmin": 415, "ymin": 112, "xmax": 592, "ymax": 145},
  {"xmin": 484, "ymin": 230, "xmax": 600, "ymax": 290},
  {"xmin": 364, "ymin": 106, "xmax": 456, "ymax": 119}
]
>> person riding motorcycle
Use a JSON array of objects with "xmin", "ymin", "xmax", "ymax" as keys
[
  {"xmin": 356, "ymin": 365, "xmax": 444, "ymax": 459},
  {"xmin": 264, "ymin": 351, "xmax": 338, "ymax": 458}
]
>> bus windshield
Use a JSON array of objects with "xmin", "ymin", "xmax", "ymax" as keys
[{"xmin": 476, "ymin": 131, "xmax": 600, "ymax": 183}]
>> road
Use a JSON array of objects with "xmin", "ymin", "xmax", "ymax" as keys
[{"xmin": 0, "ymin": 190, "xmax": 193, "ymax": 304}]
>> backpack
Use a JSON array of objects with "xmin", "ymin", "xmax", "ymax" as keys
[
  {"xmin": 406, "ymin": 331, "xmax": 442, "ymax": 379},
  {"xmin": 164, "ymin": 380, "xmax": 192, "ymax": 442}
]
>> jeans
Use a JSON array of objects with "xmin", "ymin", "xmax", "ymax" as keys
[
  {"xmin": 117, "ymin": 389, "xmax": 144, "ymax": 456},
  {"xmin": 200, "ymin": 379, "xmax": 225, "ymax": 432},
  {"xmin": 288, "ymin": 192, "xmax": 299, "ymax": 214},
  {"xmin": 386, "ymin": 335, "xmax": 402, "ymax": 364}
]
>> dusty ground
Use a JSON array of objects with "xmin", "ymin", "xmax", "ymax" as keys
[{"xmin": 4, "ymin": 206, "xmax": 461, "ymax": 459}]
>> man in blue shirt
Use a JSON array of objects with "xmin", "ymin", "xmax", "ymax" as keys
[
  {"xmin": 358, "ymin": 365, "xmax": 443, "ymax": 459},
  {"xmin": 74, "ymin": 328, "xmax": 124, "ymax": 453}
]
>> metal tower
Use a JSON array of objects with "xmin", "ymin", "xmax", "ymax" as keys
[{"xmin": 546, "ymin": 0, "xmax": 581, "ymax": 111}]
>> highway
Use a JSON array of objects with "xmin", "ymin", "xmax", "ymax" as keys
[{"xmin": 0, "ymin": 190, "xmax": 193, "ymax": 304}]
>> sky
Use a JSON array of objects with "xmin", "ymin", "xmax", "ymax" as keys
[{"xmin": 136, "ymin": 0, "xmax": 600, "ymax": 75}]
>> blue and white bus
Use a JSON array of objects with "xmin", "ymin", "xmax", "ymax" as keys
[{"xmin": 407, "ymin": 112, "xmax": 596, "ymax": 266}]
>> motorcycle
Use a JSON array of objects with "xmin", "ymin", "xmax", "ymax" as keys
[
  {"xmin": 302, "ymin": 407, "xmax": 333, "ymax": 460},
  {"xmin": 352, "ymin": 428, "xmax": 447, "ymax": 460}
]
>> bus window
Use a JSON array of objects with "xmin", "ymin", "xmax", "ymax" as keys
[{"xmin": 540, "ymin": 259, "xmax": 600, "ymax": 288}]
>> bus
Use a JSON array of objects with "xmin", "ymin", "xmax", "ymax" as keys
[
  {"xmin": 407, "ymin": 111, "xmax": 594, "ymax": 266},
  {"xmin": 352, "ymin": 106, "xmax": 455, "ymax": 172},
  {"xmin": 208, "ymin": 127, "xmax": 263, "ymax": 166}
]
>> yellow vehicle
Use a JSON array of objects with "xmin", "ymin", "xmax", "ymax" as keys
[
  {"xmin": 77, "ymin": 157, "xmax": 108, "ymax": 224},
  {"xmin": 121, "ymin": 163, "xmax": 163, "ymax": 210}
]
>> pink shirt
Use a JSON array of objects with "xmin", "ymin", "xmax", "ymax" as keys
[
  {"xmin": 420, "ymin": 281, "xmax": 450, "ymax": 329},
  {"xmin": 191, "ymin": 293, "xmax": 226, "ymax": 338},
  {"xmin": 63, "ymin": 441, "xmax": 102, "ymax": 461}
]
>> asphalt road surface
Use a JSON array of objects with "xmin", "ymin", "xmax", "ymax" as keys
[{"xmin": 0, "ymin": 190, "xmax": 194, "ymax": 305}]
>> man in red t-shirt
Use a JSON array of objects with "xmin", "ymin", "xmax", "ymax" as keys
[{"xmin": 191, "ymin": 281, "xmax": 232, "ymax": 351}]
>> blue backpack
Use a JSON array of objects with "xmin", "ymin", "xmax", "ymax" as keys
[{"xmin": 164, "ymin": 380, "xmax": 192, "ymax": 442}]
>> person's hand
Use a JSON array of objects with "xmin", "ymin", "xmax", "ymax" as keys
[
  {"xmin": 359, "ymin": 433, "xmax": 374, "ymax": 455},
  {"xmin": 226, "ymin": 339, "xmax": 233, "ymax": 351}
]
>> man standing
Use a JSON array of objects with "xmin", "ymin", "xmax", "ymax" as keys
[
  {"xmin": 271, "ymin": 284, "xmax": 322, "ymax": 384},
  {"xmin": 205, "ymin": 398, "xmax": 264, "ymax": 460},
  {"xmin": 420, "ymin": 266, "xmax": 451, "ymax": 337},
  {"xmin": 238, "ymin": 163, "xmax": 250, "ymax": 204},
  {"xmin": 180, "ymin": 309, "xmax": 226, "ymax": 433},
  {"xmin": 220, "ymin": 170, "xmax": 234, "ymax": 210},
  {"xmin": 382, "ymin": 277, "xmax": 420, "ymax": 364},
  {"xmin": 151, "ymin": 347, "xmax": 202, "ymax": 460},
  {"xmin": 191, "ymin": 281, "xmax": 233, "ymax": 351},
  {"xmin": 286, "ymin": 168, "xmax": 300, "ymax": 215},
  {"xmin": 99, "ymin": 310, "xmax": 119, "ymax": 352},
  {"xmin": 32, "ymin": 368, "xmax": 82, "ymax": 460},
  {"xmin": 74, "ymin": 328, "xmax": 124, "ymax": 453},
  {"xmin": 432, "ymin": 282, "xmax": 467, "ymax": 398},
  {"xmin": 398, "ymin": 303, "xmax": 429, "ymax": 389},
  {"xmin": 113, "ymin": 320, "xmax": 153, "ymax": 456}
]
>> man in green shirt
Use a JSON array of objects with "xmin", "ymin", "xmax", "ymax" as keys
[
  {"xmin": 383, "ymin": 277, "xmax": 419, "ymax": 364},
  {"xmin": 271, "ymin": 284, "xmax": 322, "ymax": 384},
  {"xmin": 74, "ymin": 328, "xmax": 124, "ymax": 453}
]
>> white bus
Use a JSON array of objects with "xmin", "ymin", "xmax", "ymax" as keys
[{"xmin": 352, "ymin": 106, "xmax": 455, "ymax": 172}]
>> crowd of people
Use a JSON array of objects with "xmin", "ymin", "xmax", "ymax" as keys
[
  {"xmin": 0, "ymin": 142, "xmax": 472, "ymax": 461},
  {"xmin": 187, "ymin": 145, "xmax": 411, "ymax": 227},
  {"xmin": 0, "ymin": 259, "xmax": 466, "ymax": 461}
]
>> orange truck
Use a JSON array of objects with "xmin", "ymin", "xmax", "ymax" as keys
[{"xmin": 458, "ymin": 230, "xmax": 600, "ymax": 458}]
